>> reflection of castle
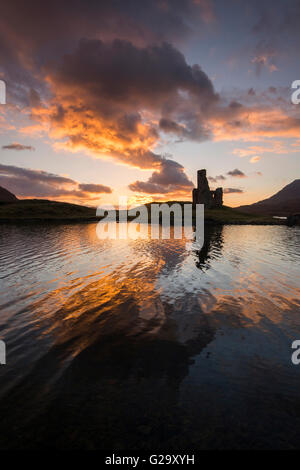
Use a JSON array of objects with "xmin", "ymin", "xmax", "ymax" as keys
[
  {"xmin": 195, "ymin": 225, "xmax": 224, "ymax": 271},
  {"xmin": 192, "ymin": 169, "xmax": 223, "ymax": 209}
]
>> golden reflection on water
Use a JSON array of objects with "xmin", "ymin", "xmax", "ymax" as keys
[
  {"xmin": 1, "ymin": 224, "xmax": 299, "ymax": 349},
  {"xmin": 0, "ymin": 223, "xmax": 300, "ymax": 449},
  {"xmin": 1, "ymin": 224, "xmax": 300, "ymax": 351}
]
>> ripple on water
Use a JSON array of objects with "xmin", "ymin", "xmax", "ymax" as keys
[{"xmin": 0, "ymin": 223, "xmax": 300, "ymax": 449}]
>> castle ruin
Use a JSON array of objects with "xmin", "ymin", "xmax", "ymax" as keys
[{"xmin": 192, "ymin": 169, "xmax": 223, "ymax": 209}]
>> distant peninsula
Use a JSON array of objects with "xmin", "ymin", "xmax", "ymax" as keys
[
  {"xmin": 0, "ymin": 194, "xmax": 287, "ymax": 226},
  {"xmin": 0, "ymin": 172, "xmax": 299, "ymax": 225}
]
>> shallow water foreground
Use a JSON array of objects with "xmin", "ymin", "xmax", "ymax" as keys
[{"xmin": 0, "ymin": 223, "xmax": 300, "ymax": 449}]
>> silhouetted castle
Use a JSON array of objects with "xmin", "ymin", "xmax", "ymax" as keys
[{"xmin": 192, "ymin": 169, "xmax": 223, "ymax": 209}]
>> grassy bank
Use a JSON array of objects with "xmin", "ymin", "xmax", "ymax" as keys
[
  {"xmin": 0, "ymin": 199, "xmax": 97, "ymax": 223},
  {"xmin": 144, "ymin": 201, "xmax": 285, "ymax": 225},
  {"xmin": 204, "ymin": 206, "xmax": 283, "ymax": 225},
  {"xmin": 0, "ymin": 199, "xmax": 286, "ymax": 225}
]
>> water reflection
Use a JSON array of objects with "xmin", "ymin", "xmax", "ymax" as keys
[
  {"xmin": 0, "ymin": 224, "xmax": 299, "ymax": 449},
  {"xmin": 195, "ymin": 225, "xmax": 224, "ymax": 271}
]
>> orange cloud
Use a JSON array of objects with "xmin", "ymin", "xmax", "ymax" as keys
[
  {"xmin": 251, "ymin": 54, "xmax": 278, "ymax": 74},
  {"xmin": 250, "ymin": 156, "xmax": 261, "ymax": 163},
  {"xmin": 233, "ymin": 140, "xmax": 300, "ymax": 163},
  {"xmin": 209, "ymin": 107, "xmax": 300, "ymax": 142}
]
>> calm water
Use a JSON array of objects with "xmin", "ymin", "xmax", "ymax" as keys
[{"xmin": 0, "ymin": 223, "xmax": 300, "ymax": 449}]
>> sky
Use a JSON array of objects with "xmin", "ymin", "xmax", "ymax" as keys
[{"xmin": 0, "ymin": 0, "xmax": 299, "ymax": 208}]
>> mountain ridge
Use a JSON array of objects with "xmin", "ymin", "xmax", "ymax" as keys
[
  {"xmin": 0, "ymin": 185, "xmax": 18, "ymax": 203},
  {"xmin": 237, "ymin": 179, "xmax": 300, "ymax": 216}
]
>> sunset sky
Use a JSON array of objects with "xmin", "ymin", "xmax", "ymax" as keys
[{"xmin": 0, "ymin": 0, "xmax": 299, "ymax": 207}]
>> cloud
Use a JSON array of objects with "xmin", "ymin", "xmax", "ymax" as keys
[
  {"xmin": 159, "ymin": 118, "xmax": 189, "ymax": 137},
  {"xmin": 0, "ymin": 0, "xmax": 215, "ymax": 106},
  {"xmin": 251, "ymin": 51, "xmax": 278, "ymax": 75},
  {"xmin": 208, "ymin": 175, "xmax": 226, "ymax": 183},
  {"xmin": 25, "ymin": 38, "xmax": 218, "ymax": 171},
  {"xmin": 2, "ymin": 143, "xmax": 35, "ymax": 151},
  {"xmin": 233, "ymin": 140, "xmax": 300, "ymax": 159},
  {"xmin": 250, "ymin": 156, "xmax": 261, "ymax": 163},
  {"xmin": 0, "ymin": 163, "xmax": 112, "ymax": 202},
  {"xmin": 252, "ymin": 1, "xmax": 300, "ymax": 41},
  {"xmin": 129, "ymin": 158, "xmax": 193, "ymax": 196},
  {"xmin": 227, "ymin": 169, "xmax": 246, "ymax": 178},
  {"xmin": 2, "ymin": 3, "xmax": 300, "ymax": 162},
  {"xmin": 1, "ymin": 0, "xmax": 213, "ymax": 52},
  {"xmin": 224, "ymin": 188, "xmax": 244, "ymax": 194},
  {"xmin": 78, "ymin": 183, "xmax": 112, "ymax": 194},
  {"xmin": 207, "ymin": 93, "xmax": 300, "ymax": 143}
]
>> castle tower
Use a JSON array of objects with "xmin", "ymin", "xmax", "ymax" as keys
[
  {"xmin": 192, "ymin": 169, "xmax": 223, "ymax": 209},
  {"xmin": 214, "ymin": 187, "xmax": 223, "ymax": 208},
  {"xmin": 197, "ymin": 169, "xmax": 210, "ymax": 192}
]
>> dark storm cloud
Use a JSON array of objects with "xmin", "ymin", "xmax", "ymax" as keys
[
  {"xmin": 0, "ymin": 0, "xmax": 214, "ymax": 104},
  {"xmin": 0, "ymin": 0, "xmax": 210, "ymax": 51},
  {"xmin": 0, "ymin": 164, "xmax": 112, "ymax": 200},
  {"xmin": 51, "ymin": 39, "xmax": 217, "ymax": 110},
  {"xmin": 227, "ymin": 169, "xmax": 246, "ymax": 178},
  {"xmin": 129, "ymin": 159, "xmax": 194, "ymax": 195},
  {"xmin": 2, "ymin": 143, "xmax": 35, "ymax": 151}
]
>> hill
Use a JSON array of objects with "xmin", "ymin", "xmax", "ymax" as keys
[
  {"xmin": 0, "ymin": 185, "xmax": 18, "ymax": 203},
  {"xmin": 237, "ymin": 180, "xmax": 300, "ymax": 216},
  {"xmin": 0, "ymin": 199, "xmax": 97, "ymax": 222}
]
